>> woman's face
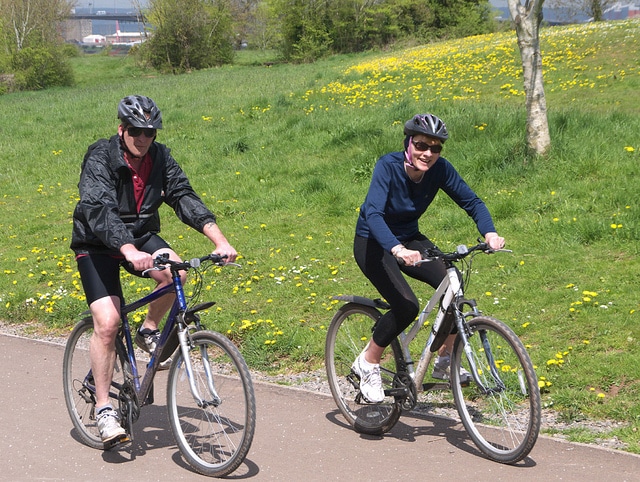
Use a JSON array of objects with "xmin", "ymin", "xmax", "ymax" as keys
[{"xmin": 408, "ymin": 134, "xmax": 442, "ymax": 172}]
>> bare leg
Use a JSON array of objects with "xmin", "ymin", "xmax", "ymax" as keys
[
  {"xmin": 89, "ymin": 295, "xmax": 122, "ymax": 408},
  {"xmin": 438, "ymin": 334, "xmax": 456, "ymax": 357},
  {"xmin": 140, "ymin": 248, "xmax": 186, "ymax": 332},
  {"xmin": 363, "ymin": 339, "xmax": 385, "ymax": 364}
]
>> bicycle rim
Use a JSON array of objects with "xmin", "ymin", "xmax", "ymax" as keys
[
  {"xmin": 62, "ymin": 317, "xmax": 127, "ymax": 449},
  {"xmin": 451, "ymin": 316, "xmax": 541, "ymax": 464},
  {"xmin": 325, "ymin": 303, "xmax": 401, "ymax": 435},
  {"xmin": 167, "ymin": 331, "xmax": 256, "ymax": 477}
]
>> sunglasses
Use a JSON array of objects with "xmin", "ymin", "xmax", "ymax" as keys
[
  {"xmin": 126, "ymin": 126, "xmax": 157, "ymax": 138},
  {"xmin": 412, "ymin": 140, "xmax": 443, "ymax": 153}
]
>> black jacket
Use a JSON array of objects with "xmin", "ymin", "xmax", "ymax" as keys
[{"xmin": 71, "ymin": 135, "xmax": 216, "ymax": 255}]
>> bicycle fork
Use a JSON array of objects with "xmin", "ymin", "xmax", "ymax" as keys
[
  {"xmin": 177, "ymin": 326, "xmax": 222, "ymax": 408},
  {"xmin": 455, "ymin": 317, "xmax": 506, "ymax": 394}
]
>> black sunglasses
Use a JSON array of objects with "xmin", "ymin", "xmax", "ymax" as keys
[
  {"xmin": 412, "ymin": 140, "xmax": 443, "ymax": 153},
  {"xmin": 126, "ymin": 126, "xmax": 157, "ymax": 138}
]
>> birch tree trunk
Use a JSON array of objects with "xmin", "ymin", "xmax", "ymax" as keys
[{"xmin": 508, "ymin": 0, "xmax": 551, "ymax": 156}]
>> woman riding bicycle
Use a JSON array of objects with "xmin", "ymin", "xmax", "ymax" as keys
[
  {"xmin": 70, "ymin": 95, "xmax": 237, "ymax": 446},
  {"xmin": 351, "ymin": 113, "xmax": 505, "ymax": 403}
]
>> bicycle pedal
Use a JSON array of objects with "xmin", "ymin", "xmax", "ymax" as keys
[{"xmin": 103, "ymin": 433, "xmax": 131, "ymax": 451}]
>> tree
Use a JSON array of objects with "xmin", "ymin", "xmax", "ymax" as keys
[
  {"xmin": 140, "ymin": 0, "xmax": 234, "ymax": 73},
  {"xmin": 426, "ymin": 0, "xmax": 495, "ymax": 39},
  {"xmin": 508, "ymin": 0, "xmax": 550, "ymax": 156},
  {"xmin": 0, "ymin": 0, "xmax": 74, "ymax": 92},
  {"xmin": 246, "ymin": 1, "xmax": 281, "ymax": 50},
  {"xmin": 274, "ymin": 0, "xmax": 333, "ymax": 62},
  {"xmin": 230, "ymin": 0, "xmax": 259, "ymax": 48},
  {"xmin": 0, "ymin": 0, "xmax": 72, "ymax": 52}
]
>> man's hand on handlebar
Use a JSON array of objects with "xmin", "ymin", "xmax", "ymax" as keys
[
  {"xmin": 121, "ymin": 244, "xmax": 154, "ymax": 272},
  {"xmin": 212, "ymin": 241, "xmax": 237, "ymax": 264}
]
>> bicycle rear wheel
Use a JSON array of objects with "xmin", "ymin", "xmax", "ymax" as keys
[
  {"xmin": 62, "ymin": 317, "xmax": 129, "ymax": 449},
  {"xmin": 166, "ymin": 330, "xmax": 256, "ymax": 477},
  {"xmin": 325, "ymin": 303, "xmax": 402, "ymax": 435},
  {"xmin": 451, "ymin": 316, "xmax": 541, "ymax": 464}
]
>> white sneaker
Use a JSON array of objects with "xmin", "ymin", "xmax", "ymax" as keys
[
  {"xmin": 432, "ymin": 355, "xmax": 472, "ymax": 384},
  {"xmin": 351, "ymin": 352, "xmax": 385, "ymax": 403},
  {"xmin": 97, "ymin": 407, "xmax": 127, "ymax": 444}
]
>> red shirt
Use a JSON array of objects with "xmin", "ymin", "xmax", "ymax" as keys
[{"xmin": 124, "ymin": 152, "xmax": 152, "ymax": 213}]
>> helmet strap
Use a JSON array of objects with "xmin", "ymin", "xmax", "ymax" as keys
[{"xmin": 404, "ymin": 136, "xmax": 417, "ymax": 169}]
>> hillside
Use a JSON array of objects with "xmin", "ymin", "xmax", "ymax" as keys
[{"xmin": 0, "ymin": 18, "xmax": 639, "ymax": 451}]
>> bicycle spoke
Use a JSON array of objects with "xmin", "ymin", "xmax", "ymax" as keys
[
  {"xmin": 451, "ymin": 316, "xmax": 541, "ymax": 463},
  {"xmin": 325, "ymin": 303, "xmax": 402, "ymax": 435},
  {"xmin": 167, "ymin": 331, "xmax": 255, "ymax": 477}
]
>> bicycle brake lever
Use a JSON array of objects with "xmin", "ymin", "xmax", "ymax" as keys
[
  {"xmin": 141, "ymin": 266, "xmax": 165, "ymax": 277},
  {"xmin": 413, "ymin": 258, "xmax": 433, "ymax": 266}
]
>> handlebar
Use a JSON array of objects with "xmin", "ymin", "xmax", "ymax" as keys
[
  {"xmin": 141, "ymin": 253, "xmax": 240, "ymax": 277},
  {"xmin": 412, "ymin": 240, "xmax": 511, "ymax": 266}
]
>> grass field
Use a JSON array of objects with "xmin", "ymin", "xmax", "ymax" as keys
[{"xmin": 1, "ymin": 19, "xmax": 639, "ymax": 451}]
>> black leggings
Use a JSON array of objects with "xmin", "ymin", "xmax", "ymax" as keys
[{"xmin": 354, "ymin": 234, "xmax": 449, "ymax": 348}]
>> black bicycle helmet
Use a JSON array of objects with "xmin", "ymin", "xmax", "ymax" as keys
[
  {"xmin": 117, "ymin": 95, "xmax": 163, "ymax": 129},
  {"xmin": 403, "ymin": 114, "xmax": 448, "ymax": 142}
]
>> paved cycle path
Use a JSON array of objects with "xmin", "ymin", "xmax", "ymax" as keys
[{"xmin": 2, "ymin": 333, "xmax": 639, "ymax": 481}]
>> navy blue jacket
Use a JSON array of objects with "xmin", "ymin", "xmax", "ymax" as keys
[{"xmin": 355, "ymin": 151, "xmax": 496, "ymax": 252}]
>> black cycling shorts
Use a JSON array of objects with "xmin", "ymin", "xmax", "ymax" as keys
[{"xmin": 76, "ymin": 234, "xmax": 171, "ymax": 306}]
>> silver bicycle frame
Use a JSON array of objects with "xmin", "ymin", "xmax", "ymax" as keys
[{"xmin": 397, "ymin": 267, "xmax": 463, "ymax": 392}]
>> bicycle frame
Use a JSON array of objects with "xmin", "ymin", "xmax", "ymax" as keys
[
  {"xmin": 391, "ymin": 266, "xmax": 454, "ymax": 391},
  {"xmin": 392, "ymin": 263, "xmax": 489, "ymax": 394},
  {"xmin": 82, "ymin": 262, "xmax": 214, "ymax": 411}
]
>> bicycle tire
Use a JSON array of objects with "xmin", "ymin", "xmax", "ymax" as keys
[
  {"xmin": 325, "ymin": 303, "xmax": 402, "ymax": 435},
  {"xmin": 166, "ymin": 330, "xmax": 256, "ymax": 477},
  {"xmin": 62, "ymin": 317, "xmax": 129, "ymax": 449},
  {"xmin": 450, "ymin": 316, "xmax": 541, "ymax": 464}
]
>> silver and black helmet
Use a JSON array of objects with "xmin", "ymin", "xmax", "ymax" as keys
[
  {"xmin": 404, "ymin": 114, "xmax": 448, "ymax": 142},
  {"xmin": 117, "ymin": 95, "xmax": 163, "ymax": 129}
]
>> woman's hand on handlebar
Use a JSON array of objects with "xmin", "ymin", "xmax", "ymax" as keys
[
  {"xmin": 393, "ymin": 246, "xmax": 423, "ymax": 266},
  {"xmin": 484, "ymin": 232, "xmax": 505, "ymax": 251}
]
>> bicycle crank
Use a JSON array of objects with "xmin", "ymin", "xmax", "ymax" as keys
[{"xmin": 393, "ymin": 373, "xmax": 417, "ymax": 410}]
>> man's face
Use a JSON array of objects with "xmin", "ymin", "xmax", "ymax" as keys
[{"xmin": 119, "ymin": 124, "xmax": 156, "ymax": 158}]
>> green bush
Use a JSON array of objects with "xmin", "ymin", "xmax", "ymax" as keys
[
  {"xmin": 138, "ymin": 0, "xmax": 234, "ymax": 73},
  {"xmin": 10, "ymin": 46, "xmax": 74, "ymax": 90}
]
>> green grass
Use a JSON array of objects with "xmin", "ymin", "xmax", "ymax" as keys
[{"xmin": 1, "ymin": 19, "xmax": 639, "ymax": 451}]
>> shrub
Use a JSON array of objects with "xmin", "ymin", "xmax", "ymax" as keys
[{"xmin": 10, "ymin": 46, "xmax": 74, "ymax": 91}]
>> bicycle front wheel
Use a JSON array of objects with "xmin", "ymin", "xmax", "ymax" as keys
[
  {"xmin": 62, "ymin": 317, "xmax": 128, "ymax": 449},
  {"xmin": 325, "ymin": 303, "xmax": 402, "ymax": 435},
  {"xmin": 451, "ymin": 316, "xmax": 541, "ymax": 464},
  {"xmin": 166, "ymin": 330, "xmax": 256, "ymax": 477}
]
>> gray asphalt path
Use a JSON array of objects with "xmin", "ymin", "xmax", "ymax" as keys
[{"xmin": 2, "ymin": 334, "xmax": 640, "ymax": 481}]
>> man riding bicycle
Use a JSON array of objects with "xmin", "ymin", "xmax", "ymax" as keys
[{"xmin": 71, "ymin": 95, "xmax": 237, "ymax": 446}]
